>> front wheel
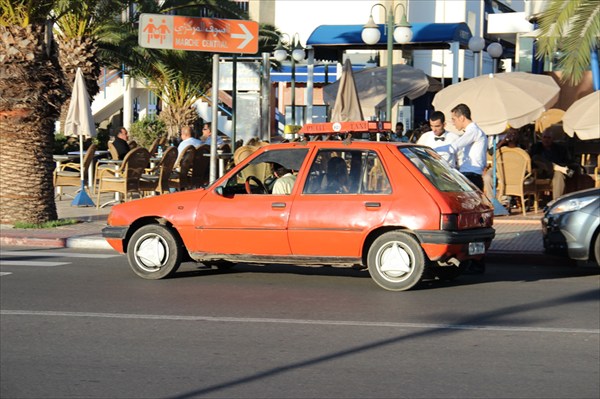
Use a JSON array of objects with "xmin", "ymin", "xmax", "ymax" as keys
[
  {"xmin": 367, "ymin": 231, "xmax": 425, "ymax": 291},
  {"xmin": 127, "ymin": 224, "xmax": 183, "ymax": 279}
]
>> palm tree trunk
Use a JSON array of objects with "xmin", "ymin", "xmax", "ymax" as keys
[{"xmin": 0, "ymin": 25, "xmax": 66, "ymax": 224}]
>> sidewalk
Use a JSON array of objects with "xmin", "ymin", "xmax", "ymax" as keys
[{"xmin": 0, "ymin": 187, "xmax": 556, "ymax": 264}]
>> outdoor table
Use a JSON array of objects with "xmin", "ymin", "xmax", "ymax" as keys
[
  {"xmin": 203, "ymin": 151, "xmax": 233, "ymax": 177},
  {"xmin": 68, "ymin": 150, "xmax": 110, "ymax": 191}
]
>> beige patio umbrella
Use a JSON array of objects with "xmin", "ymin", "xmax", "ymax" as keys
[
  {"xmin": 329, "ymin": 59, "xmax": 364, "ymax": 122},
  {"xmin": 63, "ymin": 67, "xmax": 97, "ymax": 206},
  {"xmin": 324, "ymin": 63, "xmax": 430, "ymax": 120},
  {"xmin": 432, "ymin": 72, "xmax": 560, "ymax": 135},
  {"xmin": 563, "ymin": 91, "xmax": 600, "ymax": 140}
]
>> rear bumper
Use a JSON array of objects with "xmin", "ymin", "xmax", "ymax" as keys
[{"xmin": 414, "ymin": 227, "xmax": 495, "ymax": 245}]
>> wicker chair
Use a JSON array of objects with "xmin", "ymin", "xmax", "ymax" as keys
[
  {"xmin": 189, "ymin": 144, "xmax": 211, "ymax": 189},
  {"xmin": 169, "ymin": 145, "xmax": 195, "ymax": 191},
  {"xmin": 96, "ymin": 147, "xmax": 150, "ymax": 208},
  {"xmin": 496, "ymin": 147, "xmax": 543, "ymax": 215},
  {"xmin": 54, "ymin": 143, "xmax": 97, "ymax": 200},
  {"xmin": 139, "ymin": 146, "xmax": 178, "ymax": 195}
]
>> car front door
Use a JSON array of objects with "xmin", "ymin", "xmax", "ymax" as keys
[{"xmin": 192, "ymin": 148, "xmax": 308, "ymax": 256}]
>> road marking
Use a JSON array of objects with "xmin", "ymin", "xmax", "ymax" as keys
[
  {"xmin": 0, "ymin": 251, "xmax": 118, "ymax": 258},
  {"xmin": 1, "ymin": 310, "xmax": 598, "ymax": 335},
  {"xmin": 0, "ymin": 261, "xmax": 69, "ymax": 267},
  {"xmin": 0, "ymin": 272, "xmax": 12, "ymax": 276}
]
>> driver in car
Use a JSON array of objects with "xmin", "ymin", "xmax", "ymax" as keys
[{"xmin": 271, "ymin": 163, "xmax": 296, "ymax": 195}]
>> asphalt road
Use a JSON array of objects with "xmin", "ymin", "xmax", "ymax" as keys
[{"xmin": 1, "ymin": 247, "xmax": 599, "ymax": 399}]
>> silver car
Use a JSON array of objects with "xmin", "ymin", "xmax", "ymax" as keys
[{"xmin": 542, "ymin": 188, "xmax": 600, "ymax": 265}]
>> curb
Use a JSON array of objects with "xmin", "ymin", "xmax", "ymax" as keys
[
  {"xmin": 0, "ymin": 235, "xmax": 111, "ymax": 250},
  {"xmin": 66, "ymin": 236, "xmax": 112, "ymax": 250}
]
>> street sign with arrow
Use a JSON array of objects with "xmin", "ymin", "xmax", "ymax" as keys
[{"xmin": 139, "ymin": 13, "xmax": 258, "ymax": 54}]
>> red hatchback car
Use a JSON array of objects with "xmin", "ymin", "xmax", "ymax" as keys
[{"xmin": 103, "ymin": 121, "xmax": 495, "ymax": 291}]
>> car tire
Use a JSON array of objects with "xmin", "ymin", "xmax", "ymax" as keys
[
  {"xmin": 367, "ymin": 231, "xmax": 425, "ymax": 291},
  {"xmin": 127, "ymin": 224, "xmax": 182, "ymax": 279}
]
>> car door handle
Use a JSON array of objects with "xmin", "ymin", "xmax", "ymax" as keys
[
  {"xmin": 365, "ymin": 202, "xmax": 381, "ymax": 208},
  {"xmin": 272, "ymin": 202, "xmax": 287, "ymax": 209}
]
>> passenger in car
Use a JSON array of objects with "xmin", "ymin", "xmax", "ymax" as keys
[
  {"xmin": 323, "ymin": 156, "xmax": 349, "ymax": 194},
  {"xmin": 271, "ymin": 163, "xmax": 296, "ymax": 195}
]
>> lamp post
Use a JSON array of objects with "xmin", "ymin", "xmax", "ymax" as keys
[
  {"xmin": 487, "ymin": 42, "xmax": 503, "ymax": 74},
  {"xmin": 468, "ymin": 36, "xmax": 485, "ymax": 77},
  {"xmin": 274, "ymin": 33, "xmax": 305, "ymax": 126},
  {"xmin": 361, "ymin": 2, "xmax": 412, "ymax": 122}
]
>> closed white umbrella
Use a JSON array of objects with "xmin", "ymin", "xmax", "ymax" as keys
[
  {"xmin": 63, "ymin": 68, "xmax": 97, "ymax": 207},
  {"xmin": 432, "ymin": 72, "xmax": 560, "ymax": 135},
  {"xmin": 330, "ymin": 59, "xmax": 364, "ymax": 122},
  {"xmin": 563, "ymin": 91, "xmax": 600, "ymax": 140}
]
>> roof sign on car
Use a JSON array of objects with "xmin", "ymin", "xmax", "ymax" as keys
[{"xmin": 298, "ymin": 120, "xmax": 391, "ymax": 136}]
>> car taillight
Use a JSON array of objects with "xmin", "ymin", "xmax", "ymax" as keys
[{"xmin": 441, "ymin": 213, "xmax": 458, "ymax": 231}]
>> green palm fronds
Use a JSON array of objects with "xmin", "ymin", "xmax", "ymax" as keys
[{"xmin": 536, "ymin": 0, "xmax": 600, "ymax": 84}]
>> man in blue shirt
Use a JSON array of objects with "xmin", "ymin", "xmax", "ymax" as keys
[{"xmin": 198, "ymin": 122, "xmax": 224, "ymax": 146}]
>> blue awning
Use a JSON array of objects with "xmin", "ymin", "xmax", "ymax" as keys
[{"xmin": 306, "ymin": 22, "xmax": 472, "ymax": 61}]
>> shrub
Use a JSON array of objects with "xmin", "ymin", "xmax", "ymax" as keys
[{"xmin": 129, "ymin": 118, "xmax": 167, "ymax": 148}]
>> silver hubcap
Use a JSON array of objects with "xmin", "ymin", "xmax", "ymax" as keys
[
  {"xmin": 376, "ymin": 241, "xmax": 414, "ymax": 281},
  {"xmin": 134, "ymin": 233, "xmax": 169, "ymax": 272}
]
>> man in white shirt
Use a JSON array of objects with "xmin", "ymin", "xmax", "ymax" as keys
[
  {"xmin": 417, "ymin": 111, "xmax": 459, "ymax": 167},
  {"xmin": 448, "ymin": 103, "xmax": 488, "ymax": 191},
  {"xmin": 177, "ymin": 125, "xmax": 201, "ymax": 155}
]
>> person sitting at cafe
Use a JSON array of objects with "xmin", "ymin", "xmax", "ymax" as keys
[
  {"xmin": 198, "ymin": 122, "xmax": 224, "ymax": 147},
  {"xmin": 530, "ymin": 128, "xmax": 573, "ymax": 200},
  {"xmin": 113, "ymin": 127, "xmax": 131, "ymax": 160},
  {"xmin": 177, "ymin": 125, "xmax": 201, "ymax": 155},
  {"xmin": 271, "ymin": 163, "xmax": 296, "ymax": 195}
]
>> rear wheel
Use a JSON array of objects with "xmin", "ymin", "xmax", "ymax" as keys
[
  {"xmin": 367, "ymin": 231, "xmax": 425, "ymax": 291},
  {"xmin": 127, "ymin": 224, "xmax": 182, "ymax": 279}
]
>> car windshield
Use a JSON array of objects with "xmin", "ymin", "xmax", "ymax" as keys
[{"xmin": 399, "ymin": 146, "xmax": 474, "ymax": 192}]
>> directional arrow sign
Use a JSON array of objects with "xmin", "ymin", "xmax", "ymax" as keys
[{"xmin": 139, "ymin": 13, "xmax": 258, "ymax": 54}]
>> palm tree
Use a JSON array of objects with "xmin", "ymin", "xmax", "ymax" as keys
[
  {"xmin": 0, "ymin": 0, "xmax": 67, "ymax": 224},
  {"xmin": 536, "ymin": 0, "xmax": 600, "ymax": 85},
  {"xmin": 52, "ymin": 0, "xmax": 125, "ymax": 126}
]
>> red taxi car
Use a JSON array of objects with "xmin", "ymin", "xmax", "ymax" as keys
[{"xmin": 103, "ymin": 121, "xmax": 495, "ymax": 291}]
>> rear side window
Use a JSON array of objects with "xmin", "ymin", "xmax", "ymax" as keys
[
  {"xmin": 399, "ymin": 146, "xmax": 473, "ymax": 192},
  {"xmin": 303, "ymin": 149, "xmax": 391, "ymax": 194}
]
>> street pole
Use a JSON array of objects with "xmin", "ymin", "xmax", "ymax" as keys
[
  {"xmin": 291, "ymin": 39, "xmax": 296, "ymax": 126},
  {"xmin": 210, "ymin": 54, "xmax": 219, "ymax": 184},
  {"xmin": 306, "ymin": 45, "xmax": 314, "ymax": 124},
  {"xmin": 386, "ymin": 8, "xmax": 393, "ymax": 123}
]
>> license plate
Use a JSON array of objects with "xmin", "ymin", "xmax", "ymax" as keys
[{"xmin": 468, "ymin": 242, "xmax": 485, "ymax": 255}]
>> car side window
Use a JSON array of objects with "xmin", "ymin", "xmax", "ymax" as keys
[
  {"xmin": 303, "ymin": 149, "xmax": 391, "ymax": 194},
  {"xmin": 223, "ymin": 148, "xmax": 308, "ymax": 195}
]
